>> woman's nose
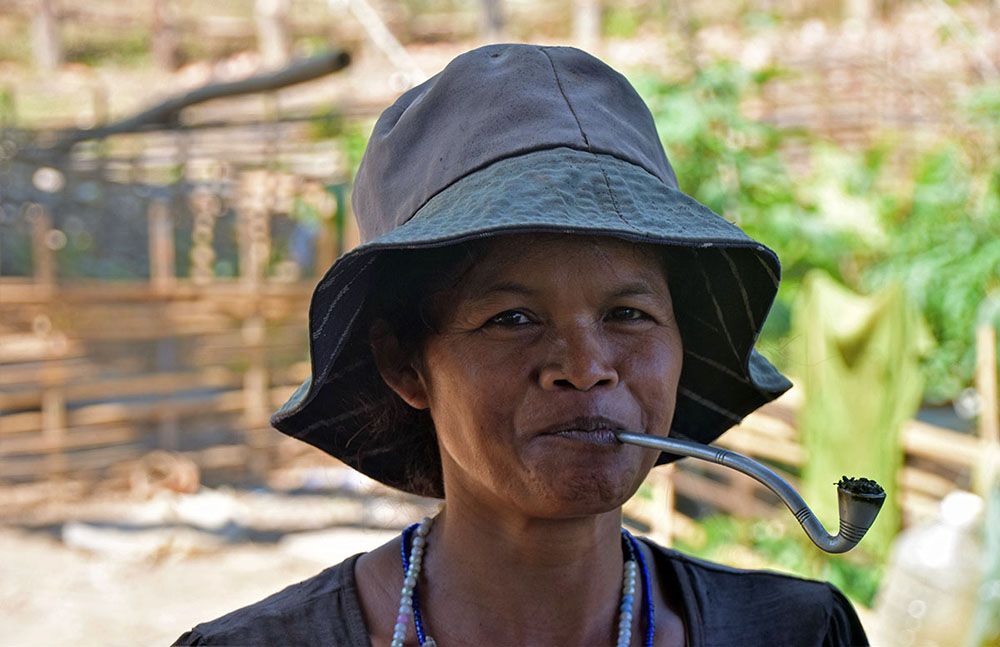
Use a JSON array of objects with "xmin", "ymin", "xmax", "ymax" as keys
[{"xmin": 538, "ymin": 325, "xmax": 619, "ymax": 391}]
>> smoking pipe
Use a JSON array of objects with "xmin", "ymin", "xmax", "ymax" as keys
[{"xmin": 615, "ymin": 432, "xmax": 886, "ymax": 554}]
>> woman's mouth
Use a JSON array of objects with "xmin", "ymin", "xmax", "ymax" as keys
[
  {"xmin": 548, "ymin": 428, "xmax": 620, "ymax": 445},
  {"xmin": 535, "ymin": 415, "xmax": 629, "ymax": 446}
]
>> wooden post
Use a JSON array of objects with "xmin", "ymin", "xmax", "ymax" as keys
[
  {"xmin": 975, "ymin": 324, "xmax": 1000, "ymax": 494},
  {"xmin": 30, "ymin": 0, "xmax": 62, "ymax": 72},
  {"xmin": 28, "ymin": 203, "xmax": 55, "ymax": 286},
  {"xmin": 151, "ymin": 0, "xmax": 180, "ymax": 72},
  {"xmin": 41, "ymin": 388, "xmax": 67, "ymax": 477},
  {"xmin": 573, "ymin": 0, "xmax": 601, "ymax": 54},
  {"xmin": 237, "ymin": 171, "xmax": 272, "ymax": 286},
  {"xmin": 242, "ymin": 314, "xmax": 271, "ymax": 478},
  {"xmin": 479, "ymin": 0, "xmax": 505, "ymax": 41},
  {"xmin": 148, "ymin": 198, "xmax": 176, "ymax": 292},
  {"xmin": 978, "ymin": 324, "xmax": 1000, "ymax": 445},
  {"xmin": 651, "ymin": 465, "xmax": 675, "ymax": 546},
  {"xmin": 155, "ymin": 338, "xmax": 180, "ymax": 451},
  {"xmin": 255, "ymin": 0, "xmax": 291, "ymax": 69},
  {"xmin": 189, "ymin": 188, "xmax": 220, "ymax": 285}
]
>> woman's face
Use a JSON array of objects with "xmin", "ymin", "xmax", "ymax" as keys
[{"xmin": 392, "ymin": 234, "xmax": 682, "ymax": 517}]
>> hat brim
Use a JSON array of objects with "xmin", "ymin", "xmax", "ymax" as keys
[{"xmin": 271, "ymin": 146, "xmax": 792, "ymax": 497}]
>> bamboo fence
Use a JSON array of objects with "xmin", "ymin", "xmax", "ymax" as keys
[{"xmin": 625, "ymin": 327, "xmax": 1000, "ymax": 545}]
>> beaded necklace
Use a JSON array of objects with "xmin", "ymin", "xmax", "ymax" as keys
[{"xmin": 391, "ymin": 518, "xmax": 655, "ymax": 647}]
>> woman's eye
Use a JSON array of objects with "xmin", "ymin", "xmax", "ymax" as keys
[
  {"xmin": 486, "ymin": 310, "xmax": 533, "ymax": 327},
  {"xmin": 609, "ymin": 307, "xmax": 650, "ymax": 322}
]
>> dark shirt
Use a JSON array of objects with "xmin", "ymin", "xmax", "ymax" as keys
[{"xmin": 173, "ymin": 540, "xmax": 869, "ymax": 646}]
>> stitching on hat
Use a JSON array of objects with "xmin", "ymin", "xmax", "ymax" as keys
[
  {"xmin": 291, "ymin": 401, "xmax": 380, "ymax": 439},
  {"xmin": 312, "ymin": 255, "xmax": 378, "ymax": 340},
  {"xmin": 753, "ymin": 251, "xmax": 780, "ymax": 289},
  {"xmin": 684, "ymin": 349, "xmax": 751, "ymax": 385},
  {"xmin": 314, "ymin": 295, "xmax": 369, "ymax": 386},
  {"xmin": 696, "ymin": 254, "xmax": 742, "ymax": 364},
  {"xmin": 539, "ymin": 47, "xmax": 591, "ymax": 149},
  {"xmin": 539, "ymin": 47, "xmax": 635, "ymax": 230},
  {"xmin": 316, "ymin": 357, "xmax": 368, "ymax": 388},
  {"xmin": 597, "ymin": 165, "xmax": 635, "ymax": 229},
  {"xmin": 683, "ymin": 311, "xmax": 722, "ymax": 334},
  {"xmin": 315, "ymin": 251, "xmax": 365, "ymax": 294},
  {"xmin": 678, "ymin": 386, "xmax": 743, "ymax": 423},
  {"xmin": 720, "ymin": 249, "xmax": 756, "ymax": 332}
]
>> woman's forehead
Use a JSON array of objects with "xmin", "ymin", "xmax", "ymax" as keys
[{"xmin": 457, "ymin": 234, "xmax": 668, "ymax": 292}]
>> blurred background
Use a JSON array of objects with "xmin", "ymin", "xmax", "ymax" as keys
[{"xmin": 0, "ymin": 0, "xmax": 998, "ymax": 644}]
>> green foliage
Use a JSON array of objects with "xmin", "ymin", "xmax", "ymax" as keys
[
  {"xmin": 633, "ymin": 63, "xmax": 1000, "ymax": 402},
  {"xmin": 631, "ymin": 63, "xmax": 865, "ymax": 355},
  {"xmin": 858, "ymin": 80, "xmax": 1000, "ymax": 402},
  {"xmin": 676, "ymin": 515, "xmax": 884, "ymax": 607},
  {"xmin": 604, "ymin": 6, "xmax": 642, "ymax": 39}
]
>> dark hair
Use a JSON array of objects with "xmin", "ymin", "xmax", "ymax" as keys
[{"xmin": 354, "ymin": 242, "xmax": 486, "ymax": 497}]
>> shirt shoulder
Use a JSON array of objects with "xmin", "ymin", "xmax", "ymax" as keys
[
  {"xmin": 171, "ymin": 553, "xmax": 370, "ymax": 647},
  {"xmin": 646, "ymin": 542, "xmax": 869, "ymax": 647}
]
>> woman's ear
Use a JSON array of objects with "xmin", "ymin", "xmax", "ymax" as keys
[{"xmin": 369, "ymin": 318, "xmax": 430, "ymax": 410}]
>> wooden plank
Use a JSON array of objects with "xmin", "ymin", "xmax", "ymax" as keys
[
  {"xmin": 902, "ymin": 419, "xmax": 981, "ymax": 466},
  {"xmin": 0, "ymin": 424, "xmax": 137, "ymax": 456},
  {"xmin": 900, "ymin": 465, "xmax": 964, "ymax": 499},
  {"xmin": 0, "ymin": 411, "xmax": 43, "ymax": 434},
  {"xmin": 672, "ymin": 469, "xmax": 776, "ymax": 518},
  {"xmin": 0, "ymin": 279, "xmax": 312, "ymax": 306},
  {"xmin": 716, "ymin": 428, "xmax": 805, "ymax": 466},
  {"xmin": 0, "ymin": 445, "xmax": 144, "ymax": 480},
  {"xmin": 0, "ymin": 368, "xmax": 242, "ymax": 410}
]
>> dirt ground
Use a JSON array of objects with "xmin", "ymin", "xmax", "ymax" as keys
[{"xmin": 0, "ymin": 471, "xmax": 438, "ymax": 646}]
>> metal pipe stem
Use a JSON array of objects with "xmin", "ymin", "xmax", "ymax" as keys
[{"xmin": 616, "ymin": 432, "xmax": 886, "ymax": 554}]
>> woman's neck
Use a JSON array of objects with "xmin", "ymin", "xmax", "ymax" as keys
[{"xmin": 417, "ymin": 495, "xmax": 634, "ymax": 645}]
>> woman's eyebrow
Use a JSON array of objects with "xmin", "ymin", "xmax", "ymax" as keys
[
  {"xmin": 470, "ymin": 281, "xmax": 537, "ymax": 301},
  {"xmin": 610, "ymin": 281, "xmax": 665, "ymax": 298},
  {"xmin": 470, "ymin": 280, "xmax": 664, "ymax": 301}
]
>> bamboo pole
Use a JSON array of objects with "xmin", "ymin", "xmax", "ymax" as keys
[
  {"xmin": 148, "ymin": 198, "xmax": 176, "ymax": 293},
  {"xmin": 30, "ymin": 0, "xmax": 62, "ymax": 72},
  {"xmin": 255, "ymin": 0, "xmax": 291, "ymax": 69},
  {"xmin": 975, "ymin": 324, "xmax": 1000, "ymax": 494},
  {"xmin": 41, "ymin": 387, "xmax": 67, "ymax": 476},
  {"xmin": 242, "ymin": 314, "xmax": 272, "ymax": 479},
  {"xmin": 651, "ymin": 465, "xmax": 675, "ymax": 546},
  {"xmin": 151, "ymin": 0, "xmax": 179, "ymax": 72},
  {"xmin": 28, "ymin": 203, "xmax": 55, "ymax": 286}
]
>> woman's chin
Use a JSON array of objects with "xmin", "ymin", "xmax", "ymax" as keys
[{"xmin": 522, "ymin": 458, "xmax": 645, "ymax": 516}]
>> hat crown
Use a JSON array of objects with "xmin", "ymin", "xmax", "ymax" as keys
[{"xmin": 352, "ymin": 43, "xmax": 680, "ymax": 242}]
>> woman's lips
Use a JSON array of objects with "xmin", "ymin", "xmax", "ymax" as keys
[
  {"xmin": 534, "ymin": 415, "xmax": 630, "ymax": 446},
  {"xmin": 547, "ymin": 428, "xmax": 620, "ymax": 445}
]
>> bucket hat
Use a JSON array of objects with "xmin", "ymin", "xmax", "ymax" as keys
[{"xmin": 271, "ymin": 43, "xmax": 792, "ymax": 498}]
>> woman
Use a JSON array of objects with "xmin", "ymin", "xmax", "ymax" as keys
[{"xmin": 175, "ymin": 44, "xmax": 868, "ymax": 646}]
